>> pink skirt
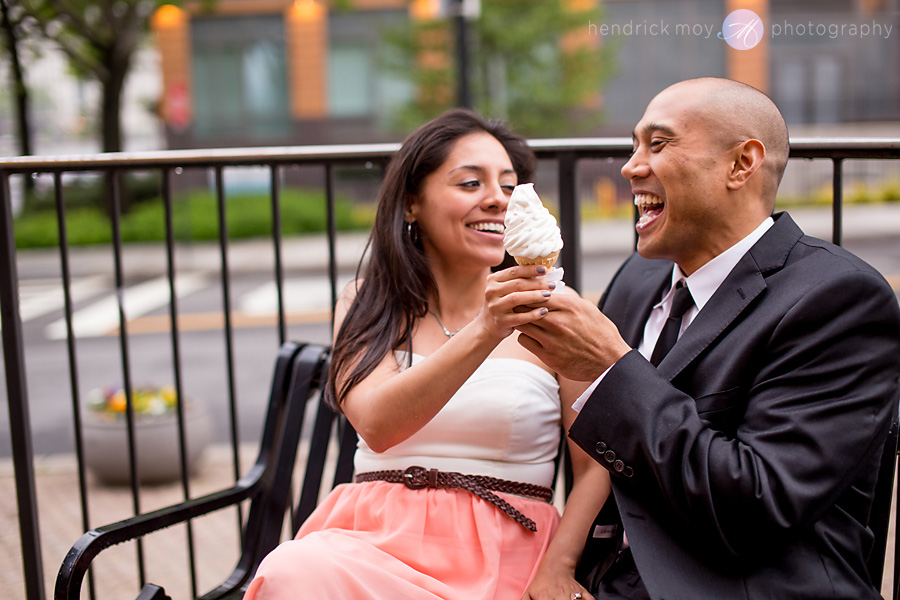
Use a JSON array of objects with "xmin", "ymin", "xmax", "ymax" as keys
[{"xmin": 245, "ymin": 480, "xmax": 561, "ymax": 600}]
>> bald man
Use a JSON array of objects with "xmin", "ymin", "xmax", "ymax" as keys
[{"xmin": 518, "ymin": 78, "xmax": 900, "ymax": 599}]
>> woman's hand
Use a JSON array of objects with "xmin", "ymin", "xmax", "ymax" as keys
[
  {"xmin": 522, "ymin": 393, "xmax": 608, "ymax": 600},
  {"xmin": 478, "ymin": 264, "xmax": 555, "ymax": 339}
]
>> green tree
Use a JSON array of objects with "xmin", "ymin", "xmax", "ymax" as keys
[
  {"xmin": 0, "ymin": 0, "xmax": 35, "ymax": 161},
  {"xmin": 385, "ymin": 0, "xmax": 615, "ymax": 136},
  {"xmin": 14, "ymin": 1, "xmax": 213, "ymax": 214},
  {"xmin": 17, "ymin": 0, "xmax": 162, "ymax": 154},
  {"xmin": 18, "ymin": 0, "xmax": 220, "ymax": 155}
]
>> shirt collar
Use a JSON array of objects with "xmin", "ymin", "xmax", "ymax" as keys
[{"xmin": 657, "ymin": 217, "xmax": 774, "ymax": 311}]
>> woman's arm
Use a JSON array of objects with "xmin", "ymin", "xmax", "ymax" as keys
[
  {"xmin": 337, "ymin": 265, "xmax": 554, "ymax": 453},
  {"xmin": 523, "ymin": 400, "xmax": 609, "ymax": 600},
  {"xmin": 523, "ymin": 291, "xmax": 611, "ymax": 600}
]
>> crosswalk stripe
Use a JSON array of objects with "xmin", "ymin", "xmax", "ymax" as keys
[
  {"xmin": 238, "ymin": 276, "xmax": 353, "ymax": 316},
  {"xmin": 18, "ymin": 275, "xmax": 107, "ymax": 323},
  {"xmin": 0, "ymin": 275, "xmax": 108, "ymax": 332},
  {"xmin": 44, "ymin": 273, "xmax": 207, "ymax": 340}
]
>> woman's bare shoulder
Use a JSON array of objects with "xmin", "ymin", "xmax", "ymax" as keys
[
  {"xmin": 337, "ymin": 279, "xmax": 364, "ymax": 308},
  {"xmin": 333, "ymin": 279, "xmax": 363, "ymax": 335}
]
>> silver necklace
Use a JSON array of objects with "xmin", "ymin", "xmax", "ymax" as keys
[{"xmin": 429, "ymin": 309, "xmax": 462, "ymax": 338}]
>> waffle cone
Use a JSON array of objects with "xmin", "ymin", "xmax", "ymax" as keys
[{"xmin": 514, "ymin": 252, "xmax": 559, "ymax": 268}]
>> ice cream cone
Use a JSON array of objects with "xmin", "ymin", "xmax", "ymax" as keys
[
  {"xmin": 503, "ymin": 183, "xmax": 563, "ymax": 268},
  {"xmin": 514, "ymin": 252, "xmax": 559, "ymax": 268}
]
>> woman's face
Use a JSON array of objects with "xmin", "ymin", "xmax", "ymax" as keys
[{"xmin": 408, "ymin": 132, "xmax": 517, "ymax": 270}]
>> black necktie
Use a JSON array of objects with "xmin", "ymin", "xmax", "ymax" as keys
[{"xmin": 650, "ymin": 280, "xmax": 694, "ymax": 367}]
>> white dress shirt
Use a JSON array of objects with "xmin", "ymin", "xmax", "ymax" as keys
[{"xmin": 572, "ymin": 217, "xmax": 774, "ymax": 413}]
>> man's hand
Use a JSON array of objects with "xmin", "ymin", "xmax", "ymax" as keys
[{"xmin": 516, "ymin": 293, "xmax": 632, "ymax": 382}]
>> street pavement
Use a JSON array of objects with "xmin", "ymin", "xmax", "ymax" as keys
[{"xmin": 3, "ymin": 203, "xmax": 900, "ymax": 600}]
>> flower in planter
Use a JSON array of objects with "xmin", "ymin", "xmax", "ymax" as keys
[
  {"xmin": 82, "ymin": 384, "xmax": 212, "ymax": 485},
  {"xmin": 87, "ymin": 385, "xmax": 179, "ymax": 422}
]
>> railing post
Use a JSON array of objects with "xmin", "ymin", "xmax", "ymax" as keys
[
  {"xmin": 325, "ymin": 163, "xmax": 338, "ymax": 321},
  {"xmin": 270, "ymin": 164, "xmax": 287, "ymax": 346},
  {"xmin": 832, "ymin": 157, "xmax": 843, "ymax": 246},
  {"xmin": 0, "ymin": 172, "xmax": 46, "ymax": 600},
  {"xmin": 557, "ymin": 151, "xmax": 581, "ymax": 294}
]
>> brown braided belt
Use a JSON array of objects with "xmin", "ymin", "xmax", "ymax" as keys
[{"xmin": 355, "ymin": 466, "xmax": 553, "ymax": 533}]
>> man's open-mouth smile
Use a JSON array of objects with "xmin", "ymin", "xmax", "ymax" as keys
[{"xmin": 634, "ymin": 193, "xmax": 664, "ymax": 231}]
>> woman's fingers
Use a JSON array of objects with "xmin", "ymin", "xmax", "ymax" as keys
[
  {"xmin": 478, "ymin": 265, "xmax": 557, "ymax": 338},
  {"xmin": 490, "ymin": 264, "xmax": 548, "ymax": 282},
  {"xmin": 486, "ymin": 267, "xmax": 556, "ymax": 301}
]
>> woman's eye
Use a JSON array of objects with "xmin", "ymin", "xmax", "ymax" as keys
[
  {"xmin": 501, "ymin": 184, "xmax": 516, "ymax": 193},
  {"xmin": 459, "ymin": 180, "xmax": 480, "ymax": 188}
]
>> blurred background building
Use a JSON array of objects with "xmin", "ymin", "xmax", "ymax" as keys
[
  {"xmin": 2, "ymin": 0, "xmax": 898, "ymax": 152},
  {"xmin": 602, "ymin": 0, "xmax": 900, "ymax": 134},
  {"xmin": 1, "ymin": 0, "xmax": 898, "ymax": 211},
  {"xmin": 149, "ymin": 0, "xmax": 900, "ymax": 148}
]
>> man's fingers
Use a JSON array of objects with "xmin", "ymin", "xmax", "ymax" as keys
[{"xmin": 516, "ymin": 331, "xmax": 542, "ymax": 354}]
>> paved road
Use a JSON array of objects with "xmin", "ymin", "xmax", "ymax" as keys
[{"xmin": 2, "ymin": 205, "xmax": 899, "ymax": 457}]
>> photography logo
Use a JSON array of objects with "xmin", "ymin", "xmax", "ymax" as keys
[{"xmin": 719, "ymin": 9, "xmax": 764, "ymax": 50}]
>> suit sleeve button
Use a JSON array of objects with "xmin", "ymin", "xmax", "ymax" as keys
[
  {"xmin": 623, "ymin": 466, "xmax": 634, "ymax": 478},
  {"xmin": 613, "ymin": 460, "xmax": 625, "ymax": 472},
  {"xmin": 595, "ymin": 441, "xmax": 607, "ymax": 455},
  {"xmin": 604, "ymin": 450, "xmax": 616, "ymax": 463}
]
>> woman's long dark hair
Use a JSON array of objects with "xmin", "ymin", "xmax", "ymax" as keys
[{"xmin": 325, "ymin": 108, "xmax": 536, "ymax": 409}]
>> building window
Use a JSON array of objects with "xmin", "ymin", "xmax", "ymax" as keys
[
  {"xmin": 329, "ymin": 44, "xmax": 372, "ymax": 117},
  {"xmin": 191, "ymin": 15, "xmax": 290, "ymax": 140},
  {"xmin": 328, "ymin": 10, "xmax": 414, "ymax": 124}
]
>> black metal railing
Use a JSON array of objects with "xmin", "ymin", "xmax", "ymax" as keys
[{"xmin": 2, "ymin": 138, "xmax": 899, "ymax": 600}]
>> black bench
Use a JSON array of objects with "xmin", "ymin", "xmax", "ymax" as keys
[{"xmin": 55, "ymin": 340, "xmax": 900, "ymax": 599}]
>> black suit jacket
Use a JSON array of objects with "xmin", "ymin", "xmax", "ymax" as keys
[{"xmin": 570, "ymin": 212, "xmax": 900, "ymax": 599}]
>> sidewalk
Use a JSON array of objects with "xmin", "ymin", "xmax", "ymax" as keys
[{"xmin": 1, "ymin": 443, "xmax": 260, "ymax": 600}]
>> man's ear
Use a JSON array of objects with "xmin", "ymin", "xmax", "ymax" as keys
[{"xmin": 726, "ymin": 139, "xmax": 766, "ymax": 190}]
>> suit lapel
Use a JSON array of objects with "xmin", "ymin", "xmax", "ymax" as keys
[
  {"xmin": 656, "ymin": 212, "xmax": 803, "ymax": 380},
  {"xmin": 621, "ymin": 267, "xmax": 670, "ymax": 348},
  {"xmin": 656, "ymin": 258, "xmax": 765, "ymax": 379}
]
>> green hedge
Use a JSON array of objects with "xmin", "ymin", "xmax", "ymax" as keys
[
  {"xmin": 775, "ymin": 179, "xmax": 900, "ymax": 207},
  {"xmin": 14, "ymin": 188, "xmax": 374, "ymax": 249}
]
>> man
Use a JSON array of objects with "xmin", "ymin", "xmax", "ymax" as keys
[{"xmin": 518, "ymin": 77, "xmax": 900, "ymax": 599}]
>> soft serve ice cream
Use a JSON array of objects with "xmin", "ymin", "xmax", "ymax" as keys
[{"xmin": 503, "ymin": 183, "xmax": 564, "ymax": 268}]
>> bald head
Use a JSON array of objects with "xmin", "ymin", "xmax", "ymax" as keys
[{"xmin": 653, "ymin": 78, "xmax": 790, "ymax": 206}]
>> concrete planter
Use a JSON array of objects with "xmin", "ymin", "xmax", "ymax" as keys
[{"xmin": 82, "ymin": 401, "xmax": 212, "ymax": 485}]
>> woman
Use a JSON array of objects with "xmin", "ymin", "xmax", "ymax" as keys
[{"xmin": 246, "ymin": 109, "xmax": 610, "ymax": 600}]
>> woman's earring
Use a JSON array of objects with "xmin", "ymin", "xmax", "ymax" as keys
[{"xmin": 406, "ymin": 221, "xmax": 420, "ymax": 245}]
